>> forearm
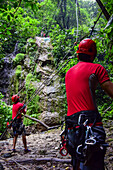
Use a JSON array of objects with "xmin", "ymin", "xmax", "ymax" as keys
[{"xmin": 101, "ymin": 81, "xmax": 113, "ymax": 99}]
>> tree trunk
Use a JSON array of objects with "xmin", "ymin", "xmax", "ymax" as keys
[
  {"xmin": 24, "ymin": 114, "xmax": 60, "ymax": 130},
  {"xmin": 8, "ymin": 158, "xmax": 71, "ymax": 164}
]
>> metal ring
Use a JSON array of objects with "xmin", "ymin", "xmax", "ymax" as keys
[{"xmin": 85, "ymin": 138, "xmax": 96, "ymax": 145}]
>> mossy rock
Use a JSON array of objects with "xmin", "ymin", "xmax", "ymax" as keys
[
  {"xmin": 27, "ymin": 38, "xmax": 36, "ymax": 44},
  {"xmin": 25, "ymin": 73, "xmax": 37, "ymax": 89},
  {"xmin": 15, "ymin": 65, "xmax": 22, "ymax": 79},
  {"xmin": 13, "ymin": 53, "xmax": 25, "ymax": 65},
  {"xmin": 26, "ymin": 38, "xmax": 37, "ymax": 54}
]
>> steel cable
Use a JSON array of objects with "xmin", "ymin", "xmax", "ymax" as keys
[{"xmin": 76, "ymin": 0, "xmax": 78, "ymax": 42}]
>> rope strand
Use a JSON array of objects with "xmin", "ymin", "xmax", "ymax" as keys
[{"xmin": 76, "ymin": 0, "xmax": 78, "ymax": 42}]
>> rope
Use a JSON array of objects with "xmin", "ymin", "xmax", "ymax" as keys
[
  {"xmin": 0, "ymin": 45, "xmax": 75, "ymax": 140},
  {"xmin": 1, "ymin": 0, "xmax": 104, "ymax": 139},
  {"xmin": 88, "ymin": 11, "xmax": 103, "ymax": 38},
  {"xmin": 76, "ymin": 0, "xmax": 78, "ymax": 42},
  {"xmin": 25, "ymin": 49, "xmax": 74, "ymax": 106}
]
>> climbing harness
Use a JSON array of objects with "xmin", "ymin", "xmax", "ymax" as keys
[
  {"xmin": 59, "ymin": 110, "xmax": 108, "ymax": 165},
  {"xmin": 12, "ymin": 118, "xmax": 25, "ymax": 136}
]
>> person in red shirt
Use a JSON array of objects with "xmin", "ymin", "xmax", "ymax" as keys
[
  {"xmin": 65, "ymin": 39, "xmax": 113, "ymax": 170},
  {"xmin": 11, "ymin": 95, "xmax": 30, "ymax": 153}
]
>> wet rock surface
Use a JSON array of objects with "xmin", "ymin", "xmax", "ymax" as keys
[{"xmin": 0, "ymin": 120, "xmax": 113, "ymax": 170}]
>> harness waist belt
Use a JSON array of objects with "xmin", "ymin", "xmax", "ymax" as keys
[
  {"xmin": 68, "ymin": 122, "xmax": 103, "ymax": 130},
  {"xmin": 65, "ymin": 110, "xmax": 102, "ymax": 125}
]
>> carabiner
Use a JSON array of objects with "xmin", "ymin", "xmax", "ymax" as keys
[
  {"xmin": 60, "ymin": 147, "xmax": 68, "ymax": 156},
  {"xmin": 85, "ymin": 137, "xmax": 96, "ymax": 145},
  {"xmin": 76, "ymin": 144, "xmax": 83, "ymax": 155}
]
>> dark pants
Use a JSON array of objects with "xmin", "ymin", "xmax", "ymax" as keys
[{"xmin": 12, "ymin": 118, "xmax": 26, "ymax": 136}]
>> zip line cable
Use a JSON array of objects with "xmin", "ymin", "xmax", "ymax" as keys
[
  {"xmin": 0, "ymin": 46, "xmax": 75, "ymax": 140},
  {"xmin": 76, "ymin": 0, "xmax": 78, "ymax": 42},
  {"xmin": 0, "ymin": 6, "xmax": 103, "ymax": 139},
  {"xmin": 0, "ymin": 1, "xmax": 105, "ymax": 139},
  {"xmin": 26, "ymin": 56, "xmax": 74, "ymax": 106},
  {"xmin": 88, "ymin": 11, "xmax": 103, "ymax": 38},
  {"xmin": 25, "ymin": 48, "xmax": 75, "ymax": 106}
]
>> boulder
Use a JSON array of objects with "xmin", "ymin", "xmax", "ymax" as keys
[{"xmin": 39, "ymin": 111, "xmax": 60, "ymax": 126}]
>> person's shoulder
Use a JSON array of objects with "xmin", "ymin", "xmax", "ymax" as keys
[
  {"xmin": 66, "ymin": 65, "xmax": 76, "ymax": 74},
  {"xmin": 92, "ymin": 63, "xmax": 106, "ymax": 69},
  {"xmin": 17, "ymin": 102, "xmax": 23, "ymax": 106}
]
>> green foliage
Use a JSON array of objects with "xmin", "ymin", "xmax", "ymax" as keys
[
  {"xmin": 24, "ymin": 73, "xmax": 41, "ymax": 124},
  {"xmin": 0, "ymin": 93, "xmax": 12, "ymax": 134},
  {"xmin": 0, "ymin": 0, "xmax": 113, "ymax": 127},
  {"xmin": 13, "ymin": 53, "xmax": 25, "ymax": 65},
  {"xmin": 50, "ymin": 26, "xmax": 76, "ymax": 65},
  {"xmin": 0, "ymin": 54, "xmax": 4, "ymax": 69},
  {"xmin": 15, "ymin": 65, "xmax": 22, "ymax": 79},
  {"xmin": 26, "ymin": 38, "xmax": 37, "ymax": 54},
  {"xmin": 25, "ymin": 73, "xmax": 36, "ymax": 86}
]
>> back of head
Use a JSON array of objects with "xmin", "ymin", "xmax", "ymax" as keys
[
  {"xmin": 76, "ymin": 38, "xmax": 97, "ymax": 62},
  {"xmin": 12, "ymin": 95, "xmax": 19, "ymax": 103}
]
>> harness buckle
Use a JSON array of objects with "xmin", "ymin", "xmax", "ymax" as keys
[
  {"xmin": 78, "ymin": 114, "xmax": 86, "ymax": 125},
  {"xmin": 85, "ymin": 137, "xmax": 96, "ymax": 145}
]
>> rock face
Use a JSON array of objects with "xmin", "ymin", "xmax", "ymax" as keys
[
  {"xmin": 34, "ymin": 37, "xmax": 65, "ymax": 125},
  {"xmin": 0, "ymin": 43, "xmax": 18, "ymax": 99},
  {"xmin": 39, "ymin": 111, "xmax": 60, "ymax": 126},
  {"xmin": 3, "ymin": 37, "xmax": 65, "ymax": 126}
]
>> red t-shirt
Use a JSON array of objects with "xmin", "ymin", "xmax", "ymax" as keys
[
  {"xmin": 65, "ymin": 62, "xmax": 110, "ymax": 116},
  {"xmin": 12, "ymin": 102, "xmax": 26, "ymax": 119}
]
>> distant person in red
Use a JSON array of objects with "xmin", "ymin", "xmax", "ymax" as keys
[
  {"xmin": 11, "ymin": 95, "xmax": 30, "ymax": 153},
  {"xmin": 65, "ymin": 39, "xmax": 113, "ymax": 170}
]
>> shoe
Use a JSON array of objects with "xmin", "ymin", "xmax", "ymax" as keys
[
  {"xmin": 12, "ymin": 149, "xmax": 16, "ymax": 152},
  {"xmin": 24, "ymin": 149, "xmax": 31, "ymax": 153}
]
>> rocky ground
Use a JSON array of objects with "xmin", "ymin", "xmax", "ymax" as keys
[{"xmin": 0, "ymin": 120, "xmax": 113, "ymax": 170}]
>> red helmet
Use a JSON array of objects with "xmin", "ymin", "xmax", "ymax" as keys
[
  {"xmin": 76, "ymin": 38, "xmax": 97, "ymax": 62},
  {"xmin": 12, "ymin": 95, "xmax": 19, "ymax": 103}
]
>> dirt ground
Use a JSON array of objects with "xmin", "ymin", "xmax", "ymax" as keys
[{"xmin": 0, "ymin": 120, "xmax": 113, "ymax": 170}]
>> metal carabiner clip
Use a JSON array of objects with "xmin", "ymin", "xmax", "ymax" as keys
[
  {"xmin": 85, "ymin": 137, "xmax": 96, "ymax": 145},
  {"xmin": 76, "ymin": 144, "xmax": 83, "ymax": 155}
]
